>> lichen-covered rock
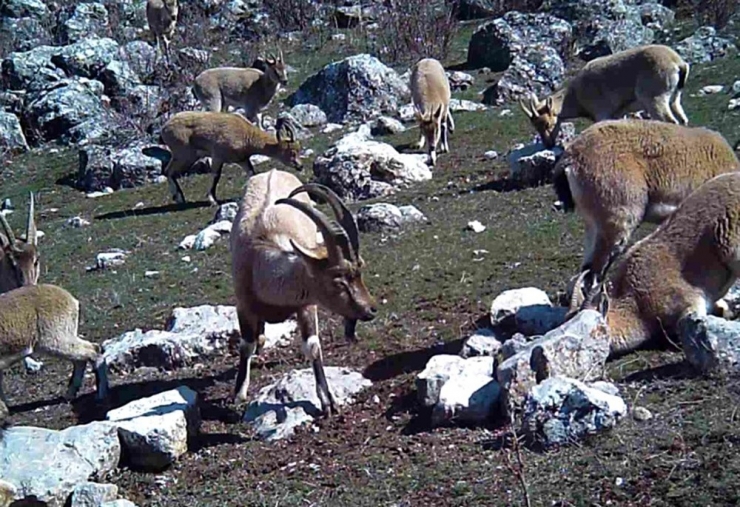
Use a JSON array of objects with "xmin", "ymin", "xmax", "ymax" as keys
[
  {"xmin": 507, "ymin": 144, "xmax": 565, "ymax": 186},
  {"xmin": 432, "ymin": 373, "xmax": 501, "ymax": 426},
  {"xmin": 69, "ymin": 482, "xmax": 118, "ymax": 507},
  {"xmin": 61, "ymin": 3, "xmax": 110, "ymax": 43},
  {"xmin": 638, "ymin": 3, "xmax": 675, "ymax": 31},
  {"xmin": 106, "ymin": 387, "xmax": 200, "ymax": 471},
  {"xmin": 288, "ymin": 54, "xmax": 409, "ymax": 123},
  {"xmin": 416, "ymin": 355, "xmax": 466, "ymax": 407},
  {"xmin": 370, "ymin": 116, "xmax": 406, "ymax": 136},
  {"xmin": 244, "ymin": 367, "xmax": 371, "ymax": 440},
  {"xmin": 77, "ymin": 140, "xmax": 163, "ymax": 192},
  {"xmin": 2, "ymin": 45, "xmax": 64, "ymax": 91},
  {"xmin": 497, "ymin": 310, "xmax": 610, "ymax": 410},
  {"xmin": 313, "ymin": 126, "xmax": 432, "ymax": 201},
  {"xmin": 490, "ymin": 287, "xmax": 552, "ymax": 329},
  {"xmin": 482, "ymin": 44, "xmax": 565, "ymax": 105},
  {"xmin": 1, "ymin": 0, "xmax": 50, "ymax": 19},
  {"xmin": 0, "ymin": 16, "xmax": 51, "ymax": 52},
  {"xmin": 675, "ymin": 26, "xmax": 737, "ymax": 64},
  {"xmin": 356, "ymin": 203, "xmax": 427, "ymax": 232},
  {"xmin": 678, "ymin": 313, "xmax": 740, "ymax": 373},
  {"xmin": 121, "ymin": 41, "xmax": 158, "ymax": 78},
  {"xmin": 288, "ymin": 104, "xmax": 328, "ymax": 128},
  {"xmin": 0, "ymin": 422, "xmax": 120, "ymax": 507},
  {"xmin": 522, "ymin": 376, "xmax": 627, "ymax": 447},
  {"xmin": 52, "ymin": 37, "xmax": 121, "ymax": 81},
  {"xmin": 467, "ymin": 12, "xmax": 573, "ymax": 71},
  {"xmin": 447, "ymin": 71, "xmax": 475, "ymax": 91},
  {"xmin": 461, "ymin": 328, "xmax": 504, "ymax": 358},
  {"xmin": 0, "ymin": 112, "xmax": 29, "ymax": 153}
]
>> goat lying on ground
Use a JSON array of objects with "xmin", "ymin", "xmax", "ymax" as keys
[
  {"xmin": 553, "ymin": 119, "xmax": 739, "ymax": 286},
  {"xmin": 520, "ymin": 44, "xmax": 690, "ymax": 148},
  {"xmin": 146, "ymin": 0, "xmax": 178, "ymax": 65},
  {"xmin": 0, "ymin": 284, "xmax": 109, "ymax": 424},
  {"xmin": 230, "ymin": 169, "xmax": 377, "ymax": 415},
  {"xmin": 193, "ymin": 51, "xmax": 288, "ymax": 129},
  {"xmin": 410, "ymin": 58, "xmax": 455, "ymax": 166},
  {"xmin": 144, "ymin": 113, "xmax": 302, "ymax": 205},
  {"xmin": 570, "ymin": 172, "xmax": 740, "ymax": 357}
]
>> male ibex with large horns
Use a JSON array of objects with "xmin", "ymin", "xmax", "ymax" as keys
[{"xmin": 231, "ymin": 169, "xmax": 377, "ymax": 415}]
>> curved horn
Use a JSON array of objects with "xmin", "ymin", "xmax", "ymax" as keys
[
  {"xmin": 0, "ymin": 212, "xmax": 16, "ymax": 247},
  {"xmin": 26, "ymin": 192, "xmax": 36, "ymax": 246},
  {"xmin": 275, "ymin": 197, "xmax": 349, "ymax": 263},
  {"xmin": 288, "ymin": 184, "xmax": 359, "ymax": 260}
]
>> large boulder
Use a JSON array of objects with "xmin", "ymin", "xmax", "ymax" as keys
[
  {"xmin": 77, "ymin": 140, "xmax": 163, "ymax": 192},
  {"xmin": 0, "ymin": 111, "xmax": 29, "ymax": 153},
  {"xmin": 102, "ymin": 304, "xmax": 296, "ymax": 372},
  {"xmin": 1, "ymin": 0, "xmax": 50, "ymax": 18},
  {"xmin": 482, "ymin": 43, "xmax": 565, "ymax": 105},
  {"xmin": 287, "ymin": 54, "xmax": 409, "ymax": 124},
  {"xmin": 675, "ymin": 26, "xmax": 737, "ymax": 64},
  {"xmin": 547, "ymin": 0, "xmax": 655, "ymax": 61},
  {"xmin": 61, "ymin": 3, "xmax": 111, "ymax": 44},
  {"xmin": 496, "ymin": 310, "xmax": 611, "ymax": 410},
  {"xmin": 1, "ymin": 45, "xmax": 65, "ymax": 91},
  {"xmin": 467, "ymin": 12, "xmax": 573, "ymax": 71},
  {"xmin": 356, "ymin": 203, "xmax": 428, "ymax": 232},
  {"xmin": 0, "ymin": 16, "xmax": 51, "ymax": 52},
  {"xmin": 312, "ymin": 125, "xmax": 432, "ymax": 202},
  {"xmin": 244, "ymin": 367, "xmax": 372, "ymax": 440},
  {"xmin": 106, "ymin": 387, "xmax": 200, "ymax": 471},
  {"xmin": 0, "ymin": 422, "xmax": 121, "ymax": 507},
  {"xmin": 52, "ymin": 37, "xmax": 121, "ymax": 82},
  {"xmin": 638, "ymin": 3, "xmax": 675, "ymax": 31},
  {"xmin": 522, "ymin": 376, "xmax": 627, "ymax": 447}
]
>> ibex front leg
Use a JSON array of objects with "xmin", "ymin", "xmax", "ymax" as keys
[{"xmin": 298, "ymin": 305, "xmax": 336, "ymax": 416}]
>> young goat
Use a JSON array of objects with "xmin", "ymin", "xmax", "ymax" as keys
[
  {"xmin": 0, "ymin": 284, "xmax": 109, "ymax": 422},
  {"xmin": 554, "ymin": 119, "xmax": 739, "ymax": 287},
  {"xmin": 145, "ymin": 113, "xmax": 302, "ymax": 205},
  {"xmin": 570, "ymin": 172, "xmax": 740, "ymax": 357},
  {"xmin": 520, "ymin": 44, "xmax": 690, "ymax": 148},
  {"xmin": 230, "ymin": 170, "xmax": 377, "ymax": 415},
  {"xmin": 193, "ymin": 51, "xmax": 288, "ymax": 129},
  {"xmin": 146, "ymin": 0, "xmax": 178, "ymax": 65},
  {"xmin": 410, "ymin": 58, "xmax": 455, "ymax": 166},
  {"xmin": 0, "ymin": 193, "xmax": 39, "ymax": 294}
]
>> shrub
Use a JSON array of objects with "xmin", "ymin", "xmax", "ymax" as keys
[{"xmin": 375, "ymin": 0, "xmax": 460, "ymax": 64}]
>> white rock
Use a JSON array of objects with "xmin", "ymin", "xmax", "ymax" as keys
[
  {"xmin": 398, "ymin": 103, "xmax": 416, "ymax": 122},
  {"xmin": 244, "ymin": 367, "xmax": 371, "ymax": 440},
  {"xmin": 207, "ymin": 219, "xmax": 233, "ymax": 234},
  {"xmin": 23, "ymin": 356, "xmax": 43, "ymax": 373},
  {"xmin": 416, "ymin": 355, "xmax": 466, "ymax": 407},
  {"xmin": 432, "ymin": 374, "xmax": 500, "ymax": 426},
  {"xmin": 322, "ymin": 122, "xmax": 343, "ymax": 134},
  {"xmin": 448, "ymin": 99, "xmax": 487, "ymax": 112},
  {"xmin": 499, "ymin": 109, "xmax": 513, "ymax": 117},
  {"xmin": 86, "ymin": 187, "xmax": 114, "ymax": 198},
  {"xmin": 101, "ymin": 501, "xmax": 138, "ymax": 507},
  {"xmin": 589, "ymin": 381, "xmax": 620, "ymax": 397},
  {"xmin": 69, "ymin": 482, "xmax": 118, "ymax": 507},
  {"xmin": 251, "ymin": 154, "xmax": 270, "ymax": 165},
  {"xmin": 522, "ymin": 376, "xmax": 627, "ymax": 447},
  {"xmin": 106, "ymin": 387, "xmax": 200, "ymax": 471},
  {"xmin": 178, "ymin": 235, "xmax": 197, "ymax": 250},
  {"xmin": 144, "ymin": 270, "xmax": 159, "ymax": 278},
  {"xmin": 181, "ymin": 255, "xmax": 191, "ymax": 263},
  {"xmin": 490, "ymin": 287, "xmax": 552, "ymax": 328},
  {"xmin": 460, "ymin": 328, "xmax": 503, "ymax": 358},
  {"xmin": 193, "ymin": 227, "xmax": 222, "ymax": 251},
  {"xmin": 632, "ymin": 406, "xmax": 653, "ymax": 421},
  {"xmin": 67, "ymin": 216, "xmax": 90, "ymax": 227},
  {"xmin": 700, "ymin": 84, "xmax": 724, "ymax": 95},
  {"xmin": 508, "ymin": 144, "xmax": 563, "ymax": 185},
  {"xmin": 729, "ymin": 98, "xmax": 740, "ymax": 110},
  {"xmin": 96, "ymin": 249, "xmax": 128, "ymax": 269},
  {"xmin": 484, "ymin": 150, "xmax": 499, "ymax": 160},
  {"xmin": 466, "ymin": 220, "xmax": 486, "ymax": 233},
  {"xmin": 332, "ymin": 33, "xmax": 346, "ymax": 41}
]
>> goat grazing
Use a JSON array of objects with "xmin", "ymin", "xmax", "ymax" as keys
[
  {"xmin": 230, "ymin": 169, "xmax": 377, "ymax": 415},
  {"xmin": 410, "ymin": 58, "xmax": 455, "ymax": 166},
  {"xmin": 570, "ymin": 172, "xmax": 740, "ymax": 357},
  {"xmin": 146, "ymin": 0, "xmax": 178, "ymax": 64},
  {"xmin": 520, "ymin": 44, "xmax": 690, "ymax": 148},
  {"xmin": 193, "ymin": 51, "xmax": 288, "ymax": 129},
  {"xmin": 0, "ymin": 284, "xmax": 109, "ymax": 418},
  {"xmin": 144, "ymin": 112, "xmax": 302, "ymax": 205},
  {"xmin": 0, "ymin": 193, "xmax": 39, "ymax": 294},
  {"xmin": 553, "ymin": 119, "xmax": 739, "ymax": 285}
]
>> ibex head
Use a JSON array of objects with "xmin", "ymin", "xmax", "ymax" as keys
[
  {"xmin": 519, "ymin": 95, "xmax": 561, "ymax": 149},
  {"xmin": 0, "ymin": 193, "xmax": 39, "ymax": 293},
  {"xmin": 265, "ymin": 49, "xmax": 288, "ymax": 86},
  {"xmin": 276, "ymin": 184, "xmax": 378, "ymax": 322},
  {"xmin": 275, "ymin": 117, "xmax": 303, "ymax": 171}
]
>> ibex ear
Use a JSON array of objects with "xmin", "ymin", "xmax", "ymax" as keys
[
  {"xmin": 519, "ymin": 99, "xmax": 534, "ymax": 118},
  {"xmin": 290, "ymin": 239, "xmax": 328, "ymax": 262},
  {"xmin": 545, "ymin": 96, "xmax": 554, "ymax": 113}
]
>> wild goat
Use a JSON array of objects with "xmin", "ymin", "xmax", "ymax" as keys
[
  {"xmin": 520, "ymin": 44, "xmax": 690, "ymax": 148},
  {"xmin": 193, "ymin": 51, "xmax": 288, "ymax": 129},
  {"xmin": 144, "ymin": 112, "xmax": 302, "ymax": 205},
  {"xmin": 554, "ymin": 119, "xmax": 739, "ymax": 287},
  {"xmin": 570, "ymin": 172, "xmax": 740, "ymax": 357},
  {"xmin": 410, "ymin": 58, "xmax": 455, "ymax": 166},
  {"xmin": 230, "ymin": 169, "xmax": 377, "ymax": 415},
  {"xmin": 146, "ymin": 0, "xmax": 178, "ymax": 64},
  {"xmin": 0, "ymin": 193, "xmax": 39, "ymax": 294},
  {"xmin": 0, "ymin": 284, "xmax": 109, "ymax": 420}
]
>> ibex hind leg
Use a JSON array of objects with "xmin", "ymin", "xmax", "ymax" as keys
[
  {"xmin": 670, "ymin": 90, "xmax": 689, "ymax": 125},
  {"xmin": 234, "ymin": 308, "xmax": 264, "ymax": 403},
  {"xmin": 298, "ymin": 306, "xmax": 336, "ymax": 416},
  {"xmin": 207, "ymin": 157, "xmax": 225, "ymax": 206},
  {"xmin": 164, "ymin": 155, "xmax": 198, "ymax": 203},
  {"xmin": 36, "ymin": 337, "xmax": 105, "ymax": 401}
]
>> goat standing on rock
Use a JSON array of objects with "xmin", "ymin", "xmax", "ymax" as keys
[
  {"xmin": 144, "ymin": 113, "xmax": 302, "ymax": 205},
  {"xmin": 230, "ymin": 170, "xmax": 377, "ymax": 415},
  {"xmin": 146, "ymin": 0, "xmax": 178, "ymax": 65},
  {"xmin": 193, "ymin": 51, "xmax": 288, "ymax": 129},
  {"xmin": 410, "ymin": 58, "xmax": 455, "ymax": 167},
  {"xmin": 520, "ymin": 44, "xmax": 690, "ymax": 148}
]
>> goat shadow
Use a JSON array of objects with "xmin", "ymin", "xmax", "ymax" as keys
[{"xmin": 94, "ymin": 200, "xmax": 216, "ymax": 221}]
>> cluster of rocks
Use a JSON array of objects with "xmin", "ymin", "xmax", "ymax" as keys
[{"xmin": 467, "ymin": 3, "xmax": 733, "ymax": 106}]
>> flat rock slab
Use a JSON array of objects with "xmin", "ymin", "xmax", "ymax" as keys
[
  {"xmin": 106, "ymin": 386, "xmax": 200, "ymax": 471},
  {"xmin": 522, "ymin": 376, "xmax": 627, "ymax": 447},
  {"xmin": 244, "ymin": 367, "xmax": 371, "ymax": 441},
  {"xmin": 679, "ymin": 314, "xmax": 740, "ymax": 373},
  {"xmin": 497, "ymin": 310, "xmax": 610, "ymax": 411},
  {"xmin": 460, "ymin": 328, "xmax": 504, "ymax": 358},
  {"xmin": 69, "ymin": 482, "xmax": 118, "ymax": 507},
  {"xmin": 0, "ymin": 422, "xmax": 121, "ymax": 507},
  {"xmin": 103, "ymin": 305, "xmax": 296, "ymax": 371}
]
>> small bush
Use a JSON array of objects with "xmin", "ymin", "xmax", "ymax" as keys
[
  {"xmin": 693, "ymin": 0, "xmax": 739, "ymax": 29},
  {"xmin": 375, "ymin": 0, "xmax": 460, "ymax": 64}
]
